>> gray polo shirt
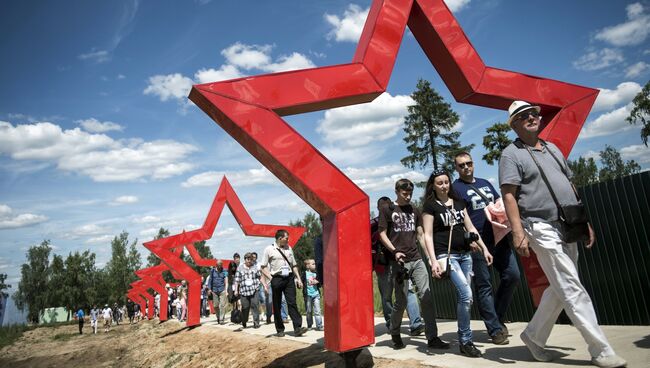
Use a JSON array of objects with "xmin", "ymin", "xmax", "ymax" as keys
[
  {"xmin": 499, "ymin": 139, "xmax": 579, "ymax": 222},
  {"xmin": 260, "ymin": 242, "xmax": 296, "ymax": 276}
]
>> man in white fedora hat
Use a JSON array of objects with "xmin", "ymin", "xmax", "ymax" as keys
[{"xmin": 499, "ymin": 100, "xmax": 626, "ymax": 367}]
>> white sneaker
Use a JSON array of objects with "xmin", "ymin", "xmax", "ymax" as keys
[
  {"xmin": 591, "ymin": 354, "xmax": 627, "ymax": 368},
  {"xmin": 520, "ymin": 332, "xmax": 553, "ymax": 362}
]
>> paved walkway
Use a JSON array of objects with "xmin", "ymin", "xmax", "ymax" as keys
[{"xmin": 200, "ymin": 315, "xmax": 649, "ymax": 367}]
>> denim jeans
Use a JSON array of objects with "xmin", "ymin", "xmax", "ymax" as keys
[
  {"xmin": 472, "ymin": 236, "xmax": 520, "ymax": 334},
  {"xmin": 376, "ymin": 263, "xmax": 423, "ymax": 331},
  {"xmin": 306, "ymin": 294, "xmax": 323, "ymax": 329},
  {"xmin": 445, "ymin": 252, "xmax": 474, "ymax": 344},
  {"xmin": 389, "ymin": 259, "xmax": 439, "ymax": 340}
]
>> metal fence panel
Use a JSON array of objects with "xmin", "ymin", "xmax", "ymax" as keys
[{"xmin": 429, "ymin": 171, "xmax": 650, "ymax": 325}]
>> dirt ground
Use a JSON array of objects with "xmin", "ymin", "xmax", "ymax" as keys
[{"xmin": 0, "ymin": 319, "xmax": 428, "ymax": 368}]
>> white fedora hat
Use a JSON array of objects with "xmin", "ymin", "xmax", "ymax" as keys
[{"xmin": 506, "ymin": 100, "xmax": 541, "ymax": 127}]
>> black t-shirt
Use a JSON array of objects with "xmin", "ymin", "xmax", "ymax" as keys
[
  {"xmin": 378, "ymin": 203, "xmax": 422, "ymax": 262},
  {"xmin": 423, "ymin": 198, "xmax": 468, "ymax": 256}
]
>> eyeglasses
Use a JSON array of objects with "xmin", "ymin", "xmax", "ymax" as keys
[
  {"xmin": 457, "ymin": 161, "xmax": 473, "ymax": 169},
  {"xmin": 513, "ymin": 110, "xmax": 540, "ymax": 123},
  {"xmin": 397, "ymin": 182, "xmax": 414, "ymax": 191}
]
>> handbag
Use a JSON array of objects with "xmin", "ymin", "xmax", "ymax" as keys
[
  {"xmin": 469, "ymin": 183, "xmax": 512, "ymax": 244},
  {"xmin": 275, "ymin": 246, "xmax": 302, "ymax": 289},
  {"xmin": 436, "ymin": 221, "xmax": 453, "ymax": 278},
  {"xmin": 523, "ymin": 141, "xmax": 589, "ymax": 243}
]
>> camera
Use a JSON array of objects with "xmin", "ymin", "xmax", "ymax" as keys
[
  {"xmin": 395, "ymin": 261, "xmax": 409, "ymax": 283},
  {"xmin": 464, "ymin": 232, "xmax": 479, "ymax": 248}
]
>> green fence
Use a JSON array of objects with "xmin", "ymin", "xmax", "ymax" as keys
[{"xmin": 429, "ymin": 171, "xmax": 650, "ymax": 325}]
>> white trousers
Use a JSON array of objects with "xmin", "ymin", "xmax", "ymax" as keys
[{"xmin": 524, "ymin": 221, "xmax": 615, "ymax": 359}]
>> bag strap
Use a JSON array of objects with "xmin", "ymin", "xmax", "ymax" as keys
[
  {"xmin": 467, "ymin": 183, "xmax": 492, "ymax": 204},
  {"xmin": 539, "ymin": 140, "xmax": 583, "ymax": 202},
  {"xmin": 522, "ymin": 142, "xmax": 567, "ymax": 221},
  {"xmin": 276, "ymin": 246, "xmax": 294, "ymax": 267},
  {"xmin": 275, "ymin": 246, "xmax": 299, "ymax": 277}
]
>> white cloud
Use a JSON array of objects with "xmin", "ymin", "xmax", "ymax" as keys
[
  {"xmin": 594, "ymin": 3, "xmax": 650, "ymax": 47},
  {"xmin": 573, "ymin": 48, "xmax": 624, "ymax": 71},
  {"xmin": 77, "ymin": 118, "xmax": 124, "ymax": 133},
  {"xmin": 317, "ymin": 93, "xmax": 412, "ymax": 147},
  {"xmin": 320, "ymin": 144, "xmax": 386, "ymax": 166},
  {"xmin": 195, "ymin": 65, "xmax": 242, "ymax": 84},
  {"xmin": 444, "ymin": 0, "xmax": 471, "ymax": 12},
  {"xmin": 85, "ymin": 234, "xmax": 114, "ymax": 245},
  {"xmin": 0, "ymin": 121, "xmax": 197, "ymax": 182},
  {"xmin": 620, "ymin": 144, "xmax": 650, "ymax": 164},
  {"xmin": 324, "ymin": 4, "xmax": 369, "ymax": 43},
  {"xmin": 139, "ymin": 227, "xmax": 161, "ymax": 239},
  {"xmin": 264, "ymin": 52, "xmax": 315, "ymax": 73},
  {"xmin": 221, "ymin": 43, "xmax": 273, "ymax": 70},
  {"xmin": 0, "ymin": 204, "xmax": 47, "ymax": 230},
  {"xmin": 78, "ymin": 49, "xmax": 110, "ymax": 63},
  {"xmin": 343, "ymin": 164, "xmax": 428, "ymax": 192},
  {"xmin": 111, "ymin": 195, "xmax": 139, "ymax": 205},
  {"xmin": 593, "ymin": 82, "xmax": 642, "ymax": 111},
  {"xmin": 625, "ymin": 61, "xmax": 650, "ymax": 78},
  {"xmin": 143, "ymin": 73, "xmax": 194, "ymax": 102},
  {"xmin": 182, "ymin": 167, "xmax": 276, "ymax": 188},
  {"xmin": 145, "ymin": 43, "xmax": 315, "ymax": 103},
  {"xmin": 579, "ymin": 103, "xmax": 636, "ymax": 139},
  {"xmin": 117, "ymin": 74, "xmax": 126, "ymax": 79},
  {"xmin": 71, "ymin": 224, "xmax": 110, "ymax": 236},
  {"xmin": 134, "ymin": 215, "xmax": 161, "ymax": 224}
]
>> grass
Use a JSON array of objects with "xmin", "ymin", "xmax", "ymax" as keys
[
  {"xmin": 0, "ymin": 324, "xmax": 34, "ymax": 349},
  {"xmin": 0, "ymin": 320, "xmax": 78, "ymax": 348}
]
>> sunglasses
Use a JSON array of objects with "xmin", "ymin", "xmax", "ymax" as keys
[
  {"xmin": 513, "ymin": 110, "xmax": 540, "ymax": 123},
  {"xmin": 397, "ymin": 182, "xmax": 414, "ymax": 191},
  {"xmin": 457, "ymin": 161, "xmax": 473, "ymax": 169}
]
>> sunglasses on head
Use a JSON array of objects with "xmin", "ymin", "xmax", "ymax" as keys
[
  {"xmin": 513, "ymin": 110, "xmax": 540, "ymax": 123},
  {"xmin": 457, "ymin": 161, "xmax": 473, "ymax": 169},
  {"xmin": 397, "ymin": 182, "xmax": 414, "ymax": 191}
]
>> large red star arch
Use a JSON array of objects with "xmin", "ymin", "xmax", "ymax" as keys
[
  {"xmin": 142, "ymin": 176, "xmax": 306, "ymax": 327},
  {"xmin": 189, "ymin": 0, "xmax": 598, "ymax": 352}
]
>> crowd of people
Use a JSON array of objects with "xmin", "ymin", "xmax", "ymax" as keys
[
  {"xmin": 367, "ymin": 101, "xmax": 626, "ymax": 367},
  {"xmin": 74, "ymin": 101, "xmax": 626, "ymax": 368},
  {"xmin": 75, "ymin": 301, "xmax": 145, "ymax": 335}
]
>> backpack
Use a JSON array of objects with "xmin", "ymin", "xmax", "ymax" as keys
[{"xmin": 230, "ymin": 308, "xmax": 242, "ymax": 324}]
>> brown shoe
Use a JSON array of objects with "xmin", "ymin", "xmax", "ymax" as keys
[{"xmin": 492, "ymin": 330, "xmax": 510, "ymax": 345}]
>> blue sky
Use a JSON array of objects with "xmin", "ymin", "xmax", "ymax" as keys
[{"xmin": 1, "ymin": 0, "xmax": 648, "ymax": 292}]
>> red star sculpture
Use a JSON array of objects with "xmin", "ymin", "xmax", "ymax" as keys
[
  {"xmin": 143, "ymin": 176, "xmax": 306, "ymax": 327},
  {"xmin": 189, "ymin": 0, "xmax": 598, "ymax": 352}
]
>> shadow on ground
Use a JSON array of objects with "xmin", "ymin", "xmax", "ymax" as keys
[{"xmin": 263, "ymin": 344, "xmax": 373, "ymax": 368}]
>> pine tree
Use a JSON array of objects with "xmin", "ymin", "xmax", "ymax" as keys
[
  {"xmin": 482, "ymin": 122, "xmax": 512, "ymax": 165},
  {"xmin": 401, "ymin": 79, "xmax": 474, "ymax": 175}
]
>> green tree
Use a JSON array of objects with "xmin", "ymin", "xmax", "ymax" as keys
[
  {"xmin": 289, "ymin": 212, "xmax": 322, "ymax": 271},
  {"xmin": 627, "ymin": 80, "xmax": 650, "ymax": 146},
  {"xmin": 47, "ymin": 254, "xmax": 66, "ymax": 309},
  {"xmin": 62, "ymin": 250, "xmax": 97, "ymax": 317},
  {"xmin": 401, "ymin": 79, "xmax": 474, "ymax": 175},
  {"xmin": 0, "ymin": 273, "xmax": 10, "ymax": 297},
  {"xmin": 105, "ymin": 231, "xmax": 139, "ymax": 304},
  {"xmin": 146, "ymin": 228, "xmax": 170, "ymax": 267},
  {"xmin": 568, "ymin": 157, "xmax": 599, "ymax": 187},
  {"xmin": 482, "ymin": 122, "xmax": 512, "ymax": 165},
  {"xmin": 15, "ymin": 240, "xmax": 52, "ymax": 323},
  {"xmin": 598, "ymin": 145, "xmax": 641, "ymax": 181}
]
